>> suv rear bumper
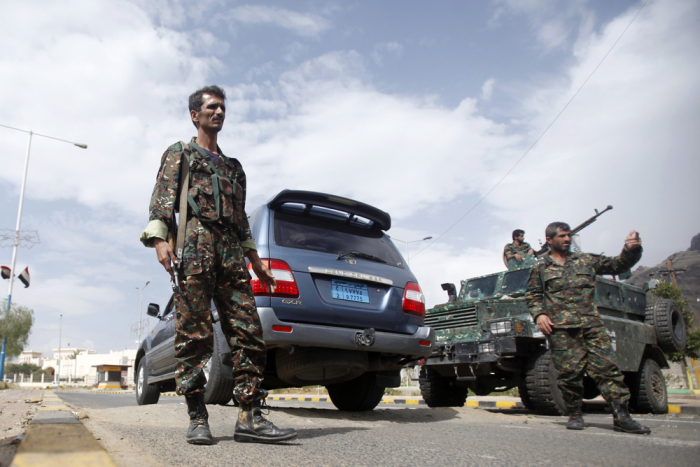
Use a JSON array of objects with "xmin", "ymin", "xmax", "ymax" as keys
[{"xmin": 258, "ymin": 307, "xmax": 434, "ymax": 357}]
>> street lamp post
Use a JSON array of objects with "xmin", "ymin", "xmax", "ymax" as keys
[
  {"xmin": 390, "ymin": 236, "xmax": 433, "ymax": 267},
  {"xmin": 0, "ymin": 124, "xmax": 87, "ymax": 380},
  {"xmin": 137, "ymin": 281, "xmax": 150, "ymax": 344},
  {"xmin": 57, "ymin": 314, "xmax": 62, "ymax": 383}
]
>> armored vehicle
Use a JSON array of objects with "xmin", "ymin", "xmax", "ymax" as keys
[{"xmin": 420, "ymin": 267, "xmax": 687, "ymax": 414}]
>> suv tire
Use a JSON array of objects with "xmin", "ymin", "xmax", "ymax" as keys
[
  {"xmin": 136, "ymin": 359, "xmax": 160, "ymax": 406},
  {"xmin": 524, "ymin": 349, "xmax": 566, "ymax": 416},
  {"xmin": 276, "ymin": 347, "xmax": 368, "ymax": 386},
  {"xmin": 518, "ymin": 383, "xmax": 534, "ymax": 410},
  {"xmin": 418, "ymin": 366, "xmax": 468, "ymax": 408},
  {"xmin": 628, "ymin": 358, "xmax": 667, "ymax": 414},
  {"xmin": 645, "ymin": 299, "xmax": 686, "ymax": 354},
  {"xmin": 326, "ymin": 372, "xmax": 385, "ymax": 411},
  {"xmin": 203, "ymin": 329, "xmax": 235, "ymax": 405}
]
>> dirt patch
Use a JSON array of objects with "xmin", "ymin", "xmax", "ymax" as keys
[{"xmin": 0, "ymin": 388, "xmax": 41, "ymax": 466}]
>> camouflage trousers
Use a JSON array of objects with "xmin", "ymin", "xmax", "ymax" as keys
[
  {"xmin": 174, "ymin": 223, "xmax": 268, "ymax": 405},
  {"xmin": 507, "ymin": 254, "xmax": 536, "ymax": 271},
  {"xmin": 549, "ymin": 325, "xmax": 630, "ymax": 404}
]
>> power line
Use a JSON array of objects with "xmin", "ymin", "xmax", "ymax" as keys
[{"xmin": 412, "ymin": 0, "xmax": 650, "ymax": 260}]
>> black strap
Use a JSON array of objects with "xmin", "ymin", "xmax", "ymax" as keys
[{"xmin": 175, "ymin": 142, "xmax": 191, "ymax": 262}]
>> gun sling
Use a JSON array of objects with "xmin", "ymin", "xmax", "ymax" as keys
[{"xmin": 175, "ymin": 141, "xmax": 191, "ymax": 263}]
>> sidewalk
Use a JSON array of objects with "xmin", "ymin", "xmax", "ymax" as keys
[{"xmin": 10, "ymin": 390, "xmax": 117, "ymax": 467}]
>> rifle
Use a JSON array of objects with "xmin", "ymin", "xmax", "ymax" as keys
[
  {"xmin": 167, "ymin": 216, "xmax": 180, "ymax": 294},
  {"xmin": 535, "ymin": 205, "xmax": 613, "ymax": 256}
]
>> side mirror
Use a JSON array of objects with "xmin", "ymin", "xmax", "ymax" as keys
[{"xmin": 146, "ymin": 303, "xmax": 160, "ymax": 318}]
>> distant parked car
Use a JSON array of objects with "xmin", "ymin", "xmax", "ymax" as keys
[
  {"xmin": 46, "ymin": 381, "xmax": 64, "ymax": 389},
  {"xmin": 136, "ymin": 189, "xmax": 434, "ymax": 411}
]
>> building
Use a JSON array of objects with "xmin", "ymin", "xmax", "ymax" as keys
[{"xmin": 13, "ymin": 348, "xmax": 137, "ymax": 387}]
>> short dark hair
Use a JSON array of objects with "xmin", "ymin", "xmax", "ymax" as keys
[
  {"xmin": 545, "ymin": 222, "xmax": 571, "ymax": 239},
  {"xmin": 512, "ymin": 229, "xmax": 525, "ymax": 240},
  {"xmin": 188, "ymin": 85, "xmax": 226, "ymax": 129}
]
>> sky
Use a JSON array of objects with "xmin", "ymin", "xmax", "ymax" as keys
[{"xmin": 0, "ymin": 0, "xmax": 698, "ymax": 356}]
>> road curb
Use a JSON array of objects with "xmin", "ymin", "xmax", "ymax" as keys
[{"xmin": 11, "ymin": 390, "xmax": 117, "ymax": 467}]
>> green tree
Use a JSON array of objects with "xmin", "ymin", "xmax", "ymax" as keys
[
  {"xmin": 0, "ymin": 300, "xmax": 34, "ymax": 360},
  {"xmin": 650, "ymin": 281, "xmax": 700, "ymax": 361},
  {"xmin": 5, "ymin": 362, "xmax": 45, "ymax": 375}
]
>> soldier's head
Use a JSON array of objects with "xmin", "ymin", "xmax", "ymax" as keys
[
  {"xmin": 512, "ymin": 229, "xmax": 525, "ymax": 244},
  {"xmin": 189, "ymin": 85, "xmax": 227, "ymax": 132},
  {"xmin": 545, "ymin": 222, "xmax": 572, "ymax": 253}
]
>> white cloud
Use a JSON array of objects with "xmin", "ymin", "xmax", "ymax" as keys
[
  {"xmin": 225, "ymin": 5, "xmax": 330, "ymax": 37},
  {"xmin": 371, "ymin": 42, "xmax": 404, "ymax": 66},
  {"xmin": 481, "ymin": 78, "xmax": 496, "ymax": 101}
]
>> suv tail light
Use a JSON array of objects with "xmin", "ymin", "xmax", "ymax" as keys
[
  {"xmin": 402, "ymin": 282, "xmax": 425, "ymax": 317},
  {"xmin": 248, "ymin": 259, "xmax": 299, "ymax": 298}
]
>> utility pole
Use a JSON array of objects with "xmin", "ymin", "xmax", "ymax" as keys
[
  {"xmin": 0, "ymin": 123, "xmax": 87, "ymax": 380},
  {"xmin": 137, "ymin": 281, "xmax": 150, "ymax": 344},
  {"xmin": 57, "ymin": 314, "xmax": 62, "ymax": 383}
]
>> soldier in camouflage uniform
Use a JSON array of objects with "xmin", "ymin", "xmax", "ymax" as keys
[
  {"xmin": 525, "ymin": 222, "xmax": 650, "ymax": 434},
  {"xmin": 140, "ymin": 85, "xmax": 297, "ymax": 445},
  {"xmin": 504, "ymin": 229, "xmax": 536, "ymax": 270}
]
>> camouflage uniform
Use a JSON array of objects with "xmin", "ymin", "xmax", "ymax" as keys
[
  {"xmin": 140, "ymin": 138, "xmax": 267, "ymax": 405},
  {"xmin": 524, "ymin": 247, "xmax": 642, "ymax": 405},
  {"xmin": 504, "ymin": 241, "xmax": 535, "ymax": 271}
]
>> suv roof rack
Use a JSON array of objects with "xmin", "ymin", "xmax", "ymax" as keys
[{"xmin": 267, "ymin": 189, "xmax": 391, "ymax": 231}]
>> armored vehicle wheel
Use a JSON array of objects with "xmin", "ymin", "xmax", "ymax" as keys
[
  {"xmin": 629, "ymin": 358, "xmax": 667, "ymax": 414},
  {"xmin": 326, "ymin": 372, "xmax": 385, "ymax": 411},
  {"xmin": 418, "ymin": 366, "xmax": 468, "ymax": 408},
  {"xmin": 524, "ymin": 349, "xmax": 566, "ymax": 416},
  {"xmin": 136, "ymin": 360, "xmax": 160, "ymax": 406},
  {"xmin": 203, "ymin": 330, "xmax": 235, "ymax": 405},
  {"xmin": 645, "ymin": 299, "xmax": 686, "ymax": 354},
  {"xmin": 276, "ymin": 347, "xmax": 368, "ymax": 386}
]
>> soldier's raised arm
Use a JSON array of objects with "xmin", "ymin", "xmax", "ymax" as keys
[{"xmin": 593, "ymin": 230, "xmax": 643, "ymax": 276}]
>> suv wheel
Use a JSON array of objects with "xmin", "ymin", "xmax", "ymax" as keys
[
  {"xmin": 628, "ymin": 358, "xmax": 667, "ymax": 414},
  {"xmin": 203, "ymin": 329, "xmax": 235, "ymax": 405},
  {"xmin": 135, "ymin": 359, "xmax": 160, "ymax": 405},
  {"xmin": 326, "ymin": 372, "xmax": 385, "ymax": 411},
  {"xmin": 276, "ymin": 347, "xmax": 368, "ymax": 386},
  {"xmin": 645, "ymin": 299, "xmax": 687, "ymax": 353},
  {"xmin": 524, "ymin": 349, "xmax": 566, "ymax": 416},
  {"xmin": 418, "ymin": 366, "xmax": 468, "ymax": 408}
]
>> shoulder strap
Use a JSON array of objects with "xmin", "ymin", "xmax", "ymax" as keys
[
  {"xmin": 537, "ymin": 257, "xmax": 550, "ymax": 313},
  {"xmin": 175, "ymin": 142, "xmax": 191, "ymax": 263}
]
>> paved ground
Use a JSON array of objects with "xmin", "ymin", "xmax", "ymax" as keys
[
  {"xmin": 55, "ymin": 391, "xmax": 700, "ymax": 467},
  {"xmin": 0, "ymin": 388, "xmax": 41, "ymax": 466}
]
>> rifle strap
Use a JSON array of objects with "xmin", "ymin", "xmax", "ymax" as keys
[
  {"xmin": 175, "ymin": 141, "xmax": 191, "ymax": 263},
  {"xmin": 537, "ymin": 257, "xmax": 553, "ymax": 315}
]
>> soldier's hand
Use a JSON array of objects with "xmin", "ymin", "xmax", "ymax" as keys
[
  {"xmin": 536, "ymin": 315, "xmax": 553, "ymax": 335},
  {"xmin": 624, "ymin": 230, "xmax": 642, "ymax": 250},
  {"xmin": 246, "ymin": 250, "xmax": 277, "ymax": 293},
  {"xmin": 515, "ymin": 254, "xmax": 523, "ymax": 262},
  {"xmin": 154, "ymin": 238, "xmax": 177, "ymax": 279}
]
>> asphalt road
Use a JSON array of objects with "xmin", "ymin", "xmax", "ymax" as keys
[{"xmin": 57, "ymin": 392, "xmax": 700, "ymax": 467}]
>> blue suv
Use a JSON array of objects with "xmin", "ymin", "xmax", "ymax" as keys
[{"xmin": 136, "ymin": 190, "xmax": 434, "ymax": 411}]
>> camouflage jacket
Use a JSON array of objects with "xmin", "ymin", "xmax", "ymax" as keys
[
  {"xmin": 524, "ymin": 246, "xmax": 642, "ymax": 328},
  {"xmin": 504, "ymin": 241, "xmax": 533, "ymax": 258},
  {"xmin": 140, "ymin": 138, "xmax": 255, "ymax": 250}
]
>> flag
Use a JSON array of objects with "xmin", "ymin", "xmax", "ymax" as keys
[
  {"xmin": 1, "ymin": 266, "xmax": 10, "ymax": 280},
  {"xmin": 19, "ymin": 267, "xmax": 29, "ymax": 288}
]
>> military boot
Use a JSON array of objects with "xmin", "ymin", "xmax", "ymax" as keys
[
  {"xmin": 611, "ymin": 400, "xmax": 651, "ymax": 434},
  {"xmin": 565, "ymin": 400, "xmax": 585, "ymax": 430},
  {"xmin": 185, "ymin": 393, "xmax": 213, "ymax": 445},
  {"xmin": 234, "ymin": 399, "xmax": 298, "ymax": 443}
]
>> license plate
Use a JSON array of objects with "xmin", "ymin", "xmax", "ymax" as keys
[{"xmin": 331, "ymin": 279, "xmax": 369, "ymax": 303}]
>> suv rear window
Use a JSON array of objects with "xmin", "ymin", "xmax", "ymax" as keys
[{"xmin": 273, "ymin": 207, "xmax": 405, "ymax": 268}]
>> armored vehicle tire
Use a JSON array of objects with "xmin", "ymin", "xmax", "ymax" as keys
[
  {"xmin": 276, "ymin": 347, "xmax": 368, "ymax": 387},
  {"xmin": 645, "ymin": 299, "xmax": 686, "ymax": 354},
  {"xmin": 203, "ymin": 330, "xmax": 235, "ymax": 405},
  {"xmin": 629, "ymin": 358, "xmax": 667, "ymax": 414},
  {"xmin": 419, "ymin": 366, "xmax": 468, "ymax": 408},
  {"xmin": 326, "ymin": 372, "xmax": 385, "ymax": 411},
  {"xmin": 136, "ymin": 360, "xmax": 160, "ymax": 406},
  {"xmin": 524, "ymin": 349, "xmax": 566, "ymax": 416}
]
